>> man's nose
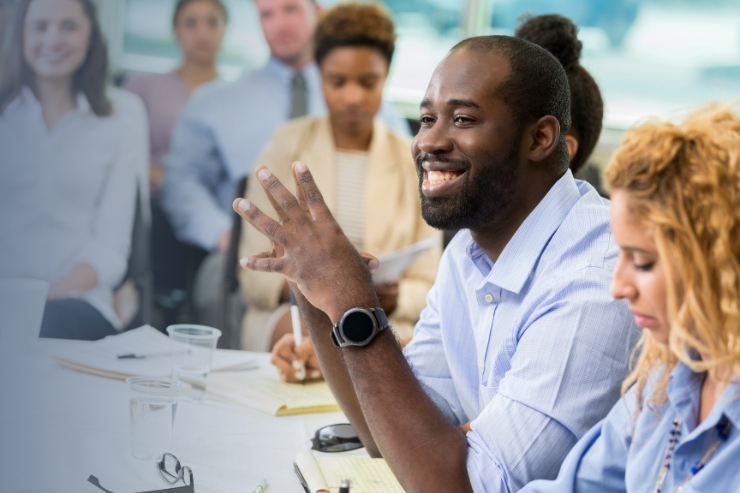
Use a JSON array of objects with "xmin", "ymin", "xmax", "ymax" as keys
[{"xmin": 415, "ymin": 119, "xmax": 453, "ymax": 155}]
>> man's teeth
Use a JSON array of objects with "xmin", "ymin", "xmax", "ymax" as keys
[{"xmin": 428, "ymin": 170, "xmax": 461, "ymax": 185}]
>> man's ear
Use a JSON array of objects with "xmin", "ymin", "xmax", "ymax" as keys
[
  {"xmin": 565, "ymin": 134, "xmax": 579, "ymax": 163},
  {"xmin": 526, "ymin": 115, "xmax": 560, "ymax": 163}
]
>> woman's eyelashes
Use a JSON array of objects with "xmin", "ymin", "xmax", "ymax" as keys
[{"xmin": 634, "ymin": 260, "xmax": 656, "ymax": 272}]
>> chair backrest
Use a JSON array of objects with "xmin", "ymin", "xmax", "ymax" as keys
[
  {"xmin": 120, "ymin": 185, "xmax": 153, "ymax": 329},
  {"xmin": 217, "ymin": 176, "xmax": 249, "ymax": 349},
  {"xmin": 224, "ymin": 176, "xmax": 249, "ymax": 294}
]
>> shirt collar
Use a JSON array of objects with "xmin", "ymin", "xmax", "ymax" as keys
[
  {"xmin": 13, "ymin": 86, "xmax": 91, "ymax": 115},
  {"xmin": 667, "ymin": 361, "xmax": 740, "ymax": 429},
  {"xmin": 264, "ymin": 56, "xmax": 320, "ymax": 83},
  {"xmin": 468, "ymin": 169, "xmax": 581, "ymax": 293}
]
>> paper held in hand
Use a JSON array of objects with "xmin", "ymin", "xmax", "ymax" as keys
[
  {"xmin": 50, "ymin": 325, "xmax": 256, "ymax": 380},
  {"xmin": 371, "ymin": 236, "xmax": 438, "ymax": 285},
  {"xmin": 207, "ymin": 371, "xmax": 340, "ymax": 416},
  {"xmin": 294, "ymin": 451, "xmax": 404, "ymax": 493}
]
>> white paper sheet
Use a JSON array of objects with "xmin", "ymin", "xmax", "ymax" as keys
[
  {"xmin": 50, "ymin": 325, "xmax": 255, "ymax": 380},
  {"xmin": 371, "ymin": 236, "xmax": 438, "ymax": 285}
]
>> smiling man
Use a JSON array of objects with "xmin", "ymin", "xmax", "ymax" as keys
[{"xmin": 235, "ymin": 35, "xmax": 639, "ymax": 492}]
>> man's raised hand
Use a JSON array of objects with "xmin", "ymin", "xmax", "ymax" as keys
[{"xmin": 234, "ymin": 162, "xmax": 379, "ymax": 323}]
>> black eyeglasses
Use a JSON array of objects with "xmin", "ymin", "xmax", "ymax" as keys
[
  {"xmin": 311, "ymin": 423, "xmax": 364, "ymax": 453},
  {"xmin": 88, "ymin": 453, "xmax": 194, "ymax": 493}
]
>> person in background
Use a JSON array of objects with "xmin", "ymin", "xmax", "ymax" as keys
[
  {"xmin": 161, "ymin": 0, "xmax": 409, "ymax": 329},
  {"xmin": 515, "ymin": 14, "xmax": 603, "ymax": 176},
  {"xmin": 161, "ymin": 0, "xmax": 409, "ymax": 254},
  {"xmin": 521, "ymin": 105, "xmax": 740, "ymax": 492},
  {"xmin": 240, "ymin": 3, "xmax": 441, "ymax": 357},
  {"xmin": 0, "ymin": 0, "xmax": 147, "ymax": 340},
  {"xmin": 125, "ymin": 0, "xmax": 226, "ymax": 326}
]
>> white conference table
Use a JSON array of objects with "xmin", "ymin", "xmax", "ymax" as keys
[{"xmin": 0, "ymin": 338, "xmax": 361, "ymax": 493}]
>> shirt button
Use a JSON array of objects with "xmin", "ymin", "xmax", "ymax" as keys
[
  {"xmin": 478, "ymin": 360, "xmax": 484, "ymax": 369},
  {"xmin": 484, "ymin": 294, "xmax": 493, "ymax": 303}
]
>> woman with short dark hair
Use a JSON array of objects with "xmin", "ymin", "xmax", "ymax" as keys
[
  {"xmin": 241, "ymin": 3, "xmax": 441, "ymax": 366},
  {"xmin": 0, "ymin": 0, "xmax": 147, "ymax": 340}
]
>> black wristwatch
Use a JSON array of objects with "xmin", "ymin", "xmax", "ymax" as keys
[{"xmin": 331, "ymin": 307, "xmax": 389, "ymax": 347}]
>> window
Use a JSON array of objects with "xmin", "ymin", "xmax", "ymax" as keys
[{"xmin": 113, "ymin": 0, "xmax": 740, "ymax": 128}]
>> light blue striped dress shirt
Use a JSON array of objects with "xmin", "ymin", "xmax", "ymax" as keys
[
  {"xmin": 522, "ymin": 362, "xmax": 740, "ymax": 492},
  {"xmin": 403, "ymin": 170, "xmax": 641, "ymax": 492}
]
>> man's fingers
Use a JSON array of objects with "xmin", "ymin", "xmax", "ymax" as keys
[
  {"xmin": 235, "ymin": 198, "xmax": 289, "ymax": 247},
  {"xmin": 358, "ymin": 250, "xmax": 379, "ymax": 273},
  {"xmin": 240, "ymin": 254, "xmax": 287, "ymax": 275},
  {"xmin": 292, "ymin": 161, "xmax": 332, "ymax": 221},
  {"xmin": 256, "ymin": 166, "xmax": 310, "ymax": 228},
  {"xmin": 265, "ymin": 185, "xmax": 292, "ymax": 227}
]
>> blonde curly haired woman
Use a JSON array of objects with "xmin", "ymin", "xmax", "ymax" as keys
[{"xmin": 522, "ymin": 104, "xmax": 740, "ymax": 492}]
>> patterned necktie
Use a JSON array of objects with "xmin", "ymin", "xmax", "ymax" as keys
[{"xmin": 289, "ymin": 72, "xmax": 308, "ymax": 119}]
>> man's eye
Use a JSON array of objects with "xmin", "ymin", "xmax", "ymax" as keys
[
  {"xmin": 420, "ymin": 116, "xmax": 435, "ymax": 125},
  {"xmin": 454, "ymin": 116, "xmax": 472, "ymax": 123}
]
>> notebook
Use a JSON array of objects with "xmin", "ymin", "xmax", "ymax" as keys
[
  {"xmin": 51, "ymin": 325, "xmax": 256, "ymax": 380},
  {"xmin": 207, "ymin": 371, "xmax": 340, "ymax": 416},
  {"xmin": 294, "ymin": 451, "xmax": 404, "ymax": 493}
]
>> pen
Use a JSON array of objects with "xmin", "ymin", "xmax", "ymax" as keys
[
  {"xmin": 252, "ymin": 479, "xmax": 267, "ymax": 493},
  {"xmin": 339, "ymin": 478, "xmax": 350, "ymax": 493},
  {"xmin": 289, "ymin": 289, "xmax": 306, "ymax": 383}
]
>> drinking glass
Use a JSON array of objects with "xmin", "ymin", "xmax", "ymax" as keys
[
  {"xmin": 166, "ymin": 325, "xmax": 221, "ymax": 400},
  {"xmin": 126, "ymin": 376, "xmax": 183, "ymax": 460}
]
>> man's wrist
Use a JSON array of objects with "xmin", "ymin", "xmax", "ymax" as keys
[{"xmin": 329, "ymin": 291, "xmax": 380, "ymax": 325}]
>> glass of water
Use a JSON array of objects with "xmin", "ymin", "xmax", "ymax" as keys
[
  {"xmin": 126, "ymin": 376, "xmax": 183, "ymax": 460},
  {"xmin": 166, "ymin": 325, "xmax": 221, "ymax": 400}
]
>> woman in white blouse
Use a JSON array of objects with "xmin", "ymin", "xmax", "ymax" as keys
[{"xmin": 0, "ymin": 0, "xmax": 147, "ymax": 340}]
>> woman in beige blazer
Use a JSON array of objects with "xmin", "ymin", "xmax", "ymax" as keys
[{"xmin": 238, "ymin": 3, "xmax": 441, "ymax": 357}]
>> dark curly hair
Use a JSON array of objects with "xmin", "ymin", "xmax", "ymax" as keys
[
  {"xmin": 515, "ymin": 14, "xmax": 604, "ymax": 175},
  {"xmin": 314, "ymin": 3, "xmax": 396, "ymax": 67}
]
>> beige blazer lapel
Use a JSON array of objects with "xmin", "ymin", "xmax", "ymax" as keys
[
  {"xmin": 297, "ymin": 117, "xmax": 338, "ymax": 210},
  {"xmin": 365, "ymin": 120, "xmax": 403, "ymax": 253}
]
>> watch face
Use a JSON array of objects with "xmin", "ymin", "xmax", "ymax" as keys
[{"xmin": 343, "ymin": 310, "xmax": 375, "ymax": 343}]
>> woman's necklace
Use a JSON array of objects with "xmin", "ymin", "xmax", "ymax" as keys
[{"xmin": 652, "ymin": 415, "xmax": 731, "ymax": 493}]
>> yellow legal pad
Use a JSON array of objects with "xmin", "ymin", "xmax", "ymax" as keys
[
  {"xmin": 207, "ymin": 372, "xmax": 340, "ymax": 416},
  {"xmin": 294, "ymin": 451, "xmax": 405, "ymax": 493}
]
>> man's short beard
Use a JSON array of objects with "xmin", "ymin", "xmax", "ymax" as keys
[{"xmin": 418, "ymin": 143, "xmax": 519, "ymax": 231}]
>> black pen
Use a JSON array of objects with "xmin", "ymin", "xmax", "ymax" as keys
[{"xmin": 339, "ymin": 478, "xmax": 350, "ymax": 493}]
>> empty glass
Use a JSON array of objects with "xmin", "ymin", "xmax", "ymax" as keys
[
  {"xmin": 166, "ymin": 325, "xmax": 221, "ymax": 400},
  {"xmin": 126, "ymin": 376, "xmax": 183, "ymax": 460}
]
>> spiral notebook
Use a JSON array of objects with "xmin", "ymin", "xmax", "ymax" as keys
[{"xmin": 294, "ymin": 451, "xmax": 404, "ymax": 493}]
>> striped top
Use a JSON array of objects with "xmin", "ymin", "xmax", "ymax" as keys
[{"xmin": 334, "ymin": 149, "xmax": 369, "ymax": 249}]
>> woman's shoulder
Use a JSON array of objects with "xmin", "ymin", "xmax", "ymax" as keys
[
  {"xmin": 108, "ymin": 86, "xmax": 147, "ymax": 122},
  {"xmin": 123, "ymin": 71, "xmax": 177, "ymax": 93},
  {"xmin": 273, "ymin": 115, "xmax": 327, "ymax": 139}
]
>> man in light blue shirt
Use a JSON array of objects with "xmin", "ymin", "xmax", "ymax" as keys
[
  {"xmin": 231, "ymin": 36, "xmax": 639, "ymax": 491},
  {"xmin": 162, "ymin": 0, "xmax": 408, "ymax": 251}
]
